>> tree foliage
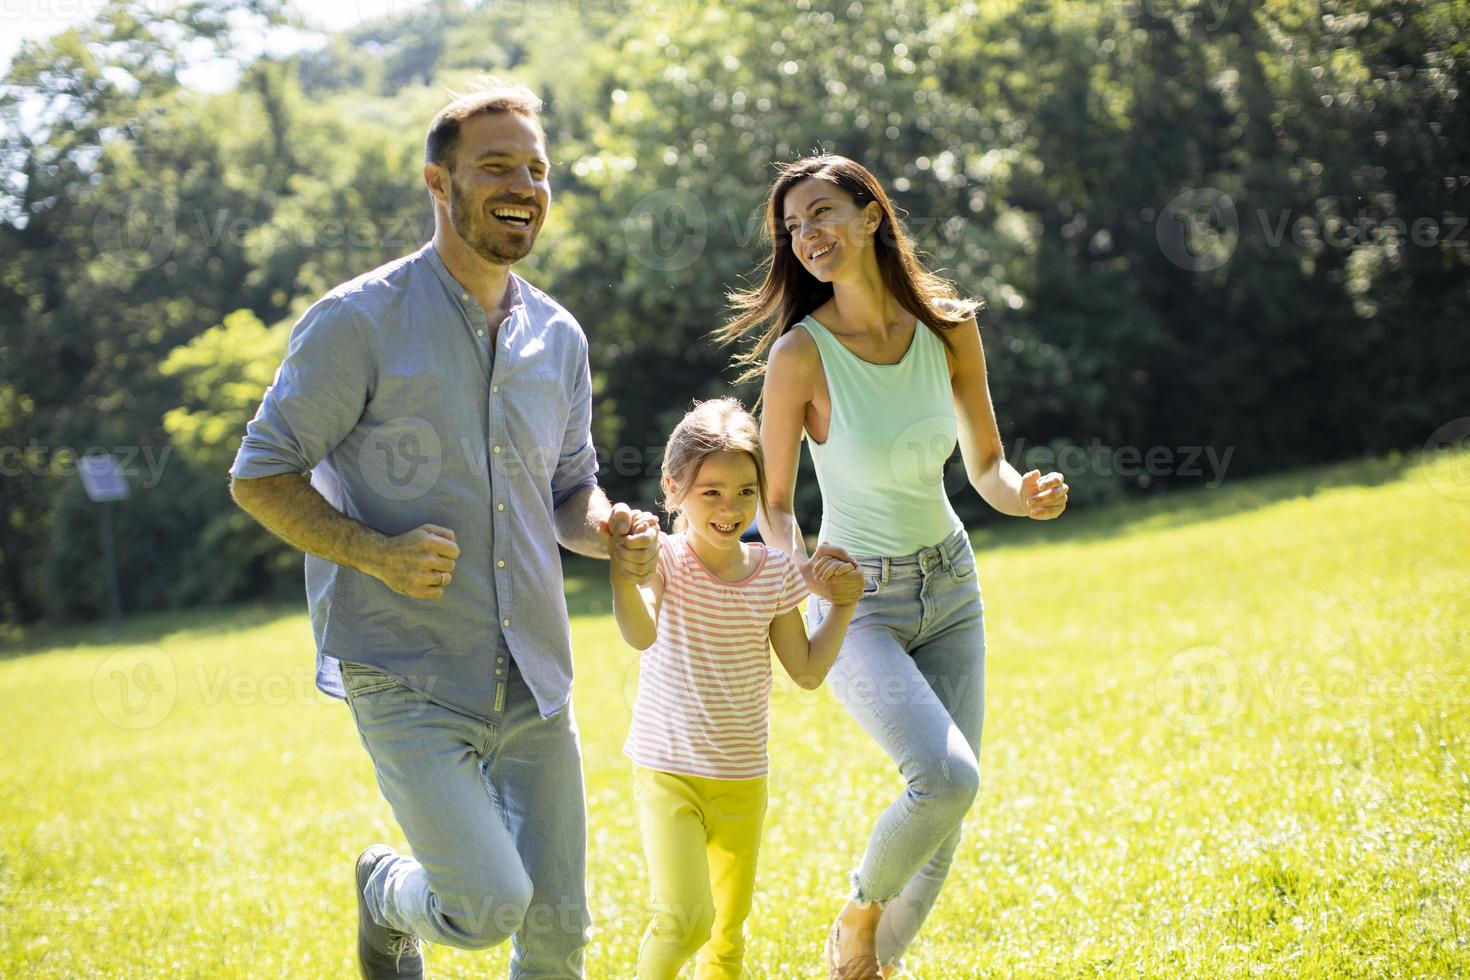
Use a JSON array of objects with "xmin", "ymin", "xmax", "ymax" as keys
[{"xmin": 3, "ymin": 0, "xmax": 1464, "ymax": 623}]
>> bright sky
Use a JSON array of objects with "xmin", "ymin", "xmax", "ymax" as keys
[{"xmin": 0, "ymin": 0, "xmax": 424, "ymax": 80}]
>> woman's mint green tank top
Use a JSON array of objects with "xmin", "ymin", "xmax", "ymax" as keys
[{"xmin": 800, "ymin": 314, "xmax": 963, "ymax": 558}]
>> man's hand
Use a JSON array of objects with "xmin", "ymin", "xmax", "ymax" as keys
[
  {"xmin": 371, "ymin": 523, "xmax": 460, "ymax": 599},
  {"xmin": 601, "ymin": 502, "xmax": 659, "ymax": 584},
  {"xmin": 802, "ymin": 542, "xmax": 863, "ymax": 605}
]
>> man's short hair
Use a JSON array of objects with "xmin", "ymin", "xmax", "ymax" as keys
[{"xmin": 425, "ymin": 78, "xmax": 544, "ymax": 170}]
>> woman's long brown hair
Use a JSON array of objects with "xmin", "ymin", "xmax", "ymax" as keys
[{"xmin": 716, "ymin": 154, "xmax": 981, "ymax": 386}]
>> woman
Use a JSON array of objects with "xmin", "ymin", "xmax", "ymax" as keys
[{"xmin": 717, "ymin": 155, "xmax": 1068, "ymax": 978}]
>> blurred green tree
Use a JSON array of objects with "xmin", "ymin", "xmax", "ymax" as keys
[{"xmin": 2, "ymin": 0, "xmax": 1464, "ymax": 623}]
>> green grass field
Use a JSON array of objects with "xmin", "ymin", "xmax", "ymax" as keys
[{"xmin": 3, "ymin": 450, "xmax": 1467, "ymax": 978}]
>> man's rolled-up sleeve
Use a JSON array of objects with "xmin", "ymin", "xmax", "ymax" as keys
[
  {"xmin": 550, "ymin": 336, "xmax": 599, "ymax": 508},
  {"xmin": 230, "ymin": 296, "xmax": 375, "ymax": 481}
]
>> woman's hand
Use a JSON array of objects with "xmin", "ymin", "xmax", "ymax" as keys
[
  {"xmin": 1019, "ymin": 469, "xmax": 1068, "ymax": 520},
  {"xmin": 802, "ymin": 542, "xmax": 864, "ymax": 604}
]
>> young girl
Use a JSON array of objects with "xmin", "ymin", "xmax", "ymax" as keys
[{"xmin": 612, "ymin": 397, "xmax": 864, "ymax": 980}]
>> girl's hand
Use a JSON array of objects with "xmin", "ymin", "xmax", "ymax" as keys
[
  {"xmin": 602, "ymin": 503, "xmax": 661, "ymax": 583},
  {"xmin": 823, "ymin": 562, "xmax": 866, "ymax": 608},
  {"xmin": 1019, "ymin": 469, "xmax": 1068, "ymax": 520}
]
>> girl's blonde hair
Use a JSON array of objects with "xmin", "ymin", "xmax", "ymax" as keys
[{"xmin": 660, "ymin": 398, "xmax": 770, "ymax": 533}]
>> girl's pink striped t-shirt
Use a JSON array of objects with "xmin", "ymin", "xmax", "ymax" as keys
[{"xmin": 624, "ymin": 532, "xmax": 809, "ymax": 779}]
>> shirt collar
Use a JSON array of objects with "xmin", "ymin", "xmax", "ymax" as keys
[{"xmin": 420, "ymin": 241, "xmax": 527, "ymax": 318}]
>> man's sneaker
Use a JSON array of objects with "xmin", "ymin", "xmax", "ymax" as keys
[{"xmin": 356, "ymin": 845, "xmax": 425, "ymax": 979}]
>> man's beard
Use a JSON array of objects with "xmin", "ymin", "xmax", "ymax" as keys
[{"xmin": 447, "ymin": 177, "xmax": 537, "ymax": 264}]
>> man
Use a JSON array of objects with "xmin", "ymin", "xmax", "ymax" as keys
[{"xmin": 230, "ymin": 79, "xmax": 657, "ymax": 979}]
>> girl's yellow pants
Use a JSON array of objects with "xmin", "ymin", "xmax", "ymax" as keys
[{"xmin": 632, "ymin": 766, "xmax": 769, "ymax": 979}]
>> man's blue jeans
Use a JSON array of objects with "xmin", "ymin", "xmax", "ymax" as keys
[{"xmin": 341, "ymin": 654, "xmax": 591, "ymax": 979}]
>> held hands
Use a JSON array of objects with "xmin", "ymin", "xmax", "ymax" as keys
[
  {"xmin": 1020, "ymin": 469, "xmax": 1069, "ymax": 520},
  {"xmin": 374, "ymin": 523, "xmax": 460, "ymax": 599},
  {"xmin": 601, "ymin": 501, "xmax": 660, "ymax": 585},
  {"xmin": 801, "ymin": 543, "xmax": 864, "ymax": 606}
]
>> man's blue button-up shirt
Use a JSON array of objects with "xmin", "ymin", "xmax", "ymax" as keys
[{"xmin": 231, "ymin": 242, "xmax": 598, "ymax": 720}]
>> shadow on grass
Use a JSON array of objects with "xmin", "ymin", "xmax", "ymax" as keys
[
  {"xmin": 0, "ymin": 600, "xmax": 305, "ymax": 662},
  {"xmin": 965, "ymin": 450, "xmax": 1423, "ymax": 554}
]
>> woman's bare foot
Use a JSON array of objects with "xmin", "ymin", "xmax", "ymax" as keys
[{"xmin": 831, "ymin": 900, "xmax": 883, "ymax": 978}]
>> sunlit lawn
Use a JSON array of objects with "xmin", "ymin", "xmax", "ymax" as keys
[{"xmin": 3, "ymin": 450, "xmax": 1467, "ymax": 977}]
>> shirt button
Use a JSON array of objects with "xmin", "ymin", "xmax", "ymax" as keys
[
  {"xmin": 497, "ymin": 503, "xmax": 505, "ymax": 512},
  {"xmin": 497, "ymin": 560, "xmax": 505, "ymax": 568},
  {"xmin": 492, "ymin": 385, "xmax": 499, "ymax": 394},
  {"xmin": 502, "ymin": 618, "xmax": 510, "ymax": 627},
  {"xmin": 495, "ymin": 669, "xmax": 504, "ymax": 676},
  {"xmin": 493, "ymin": 445, "xmax": 502, "ymax": 454},
  {"xmin": 477, "ymin": 329, "xmax": 484, "ymax": 337},
  {"xmin": 460, "ymin": 292, "xmax": 469, "ymax": 302},
  {"xmin": 496, "ymin": 656, "xmax": 505, "ymax": 664}
]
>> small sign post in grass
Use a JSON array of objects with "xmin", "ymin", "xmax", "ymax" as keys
[{"xmin": 78, "ymin": 453, "xmax": 129, "ymax": 625}]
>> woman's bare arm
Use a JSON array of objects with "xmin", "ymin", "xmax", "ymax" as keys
[
  {"xmin": 947, "ymin": 315, "xmax": 1068, "ymax": 518},
  {"xmin": 758, "ymin": 329, "xmax": 819, "ymax": 561}
]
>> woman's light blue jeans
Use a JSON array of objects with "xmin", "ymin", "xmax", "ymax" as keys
[
  {"xmin": 340, "ymin": 654, "xmax": 592, "ymax": 979},
  {"xmin": 807, "ymin": 527, "xmax": 986, "ymax": 971}
]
